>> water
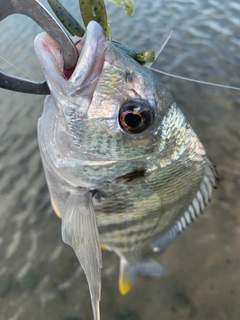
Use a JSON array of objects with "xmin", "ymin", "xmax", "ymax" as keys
[{"xmin": 0, "ymin": 0, "xmax": 240, "ymax": 319}]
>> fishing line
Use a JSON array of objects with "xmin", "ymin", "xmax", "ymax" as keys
[
  {"xmin": 150, "ymin": 67, "xmax": 240, "ymax": 91},
  {"xmin": 1, "ymin": 54, "xmax": 239, "ymax": 92},
  {"xmin": 0, "ymin": 55, "xmax": 35, "ymax": 81},
  {"xmin": 145, "ymin": 30, "xmax": 173, "ymax": 68},
  {"xmin": 148, "ymin": 30, "xmax": 240, "ymax": 91}
]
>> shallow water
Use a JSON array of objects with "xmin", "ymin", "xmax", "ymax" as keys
[{"xmin": 0, "ymin": 0, "xmax": 240, "ymax": 319}]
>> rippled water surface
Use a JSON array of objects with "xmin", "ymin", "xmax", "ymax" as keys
[{"xmin": 0, "ymin": 0, "xmax": 240, "ymax": 319}]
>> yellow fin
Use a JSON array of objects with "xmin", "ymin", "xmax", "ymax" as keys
[
  {"xmin": 118, "ymin": 257, "xmax": 167, "ymax": 295},
  {"xmin": 119, "ymin": 269, "xmax": 133, "ymax": 295},
  {"xmin": 51, "ymin": 198, "xmax": 62, "ymax": 218},
  {"xmin": 100, "ymin": 243, "xmax": 108, "ymax": 250}
]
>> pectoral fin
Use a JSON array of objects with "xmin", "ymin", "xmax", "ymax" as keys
[{"xmin": 61, "ymin": 190, "xmax": 102, "ymax": 320}]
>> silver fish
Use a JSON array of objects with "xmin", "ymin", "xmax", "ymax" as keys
[{"xmin": 34, "ymin": 21, "xmax": 217, "ymax": 320}]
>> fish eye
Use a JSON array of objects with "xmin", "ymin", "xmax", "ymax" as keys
[{"xmin": 119, "ymin": 101, "xmax": 154, "ymax": 133}]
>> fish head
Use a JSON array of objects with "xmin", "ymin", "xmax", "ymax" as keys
[{"xmin": 34, "ymin": 21, "xmax": 181, "ymax": 186}]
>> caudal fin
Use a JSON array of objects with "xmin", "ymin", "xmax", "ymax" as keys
[{"xmin": 119, "ymin": 258, "xmax": 166, "ymax": 295}]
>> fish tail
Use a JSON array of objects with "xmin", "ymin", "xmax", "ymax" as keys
[{"xmin": 118, "ymin": 257, "xmax": 167, "ymax": 295}]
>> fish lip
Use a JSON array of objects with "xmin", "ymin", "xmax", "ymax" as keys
[
  {"xmin": 67, "ymin": 21, "xmax": 108, "ymax": 96},
  {"xmin": 34, "ymin": 21, "xmax": 107, "ymax": 95}
]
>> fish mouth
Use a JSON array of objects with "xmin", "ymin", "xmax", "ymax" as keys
[{"xmin": 34, "ymin": 21, "xmax": 108, "ymax": 97}]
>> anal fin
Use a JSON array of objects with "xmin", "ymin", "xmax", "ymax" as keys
[
  {"xmin": 119, "ymin": 258, "xmax": 166, "ymax": 295},
  {"xmin": 51, "ymin": 197, "xmax": 62, "ymax": 218}
]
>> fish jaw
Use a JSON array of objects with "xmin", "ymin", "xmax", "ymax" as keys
[{"xmin": 34, "ymin": 21, "xmax": 107, "ymax": 101}]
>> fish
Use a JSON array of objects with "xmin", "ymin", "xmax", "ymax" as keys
[{"xmin": 34, "ymin": 20, "xmax": 217, "ymax": 320}]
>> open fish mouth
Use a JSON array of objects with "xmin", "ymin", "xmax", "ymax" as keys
[{"xmin": 34, "ymin": 21, "xmax": 108, "ymax": 97}]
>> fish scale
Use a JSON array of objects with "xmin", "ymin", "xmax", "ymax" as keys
[{"xmin": 95, "ymin": 158, "xmax": 205, "ymax": 247}]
